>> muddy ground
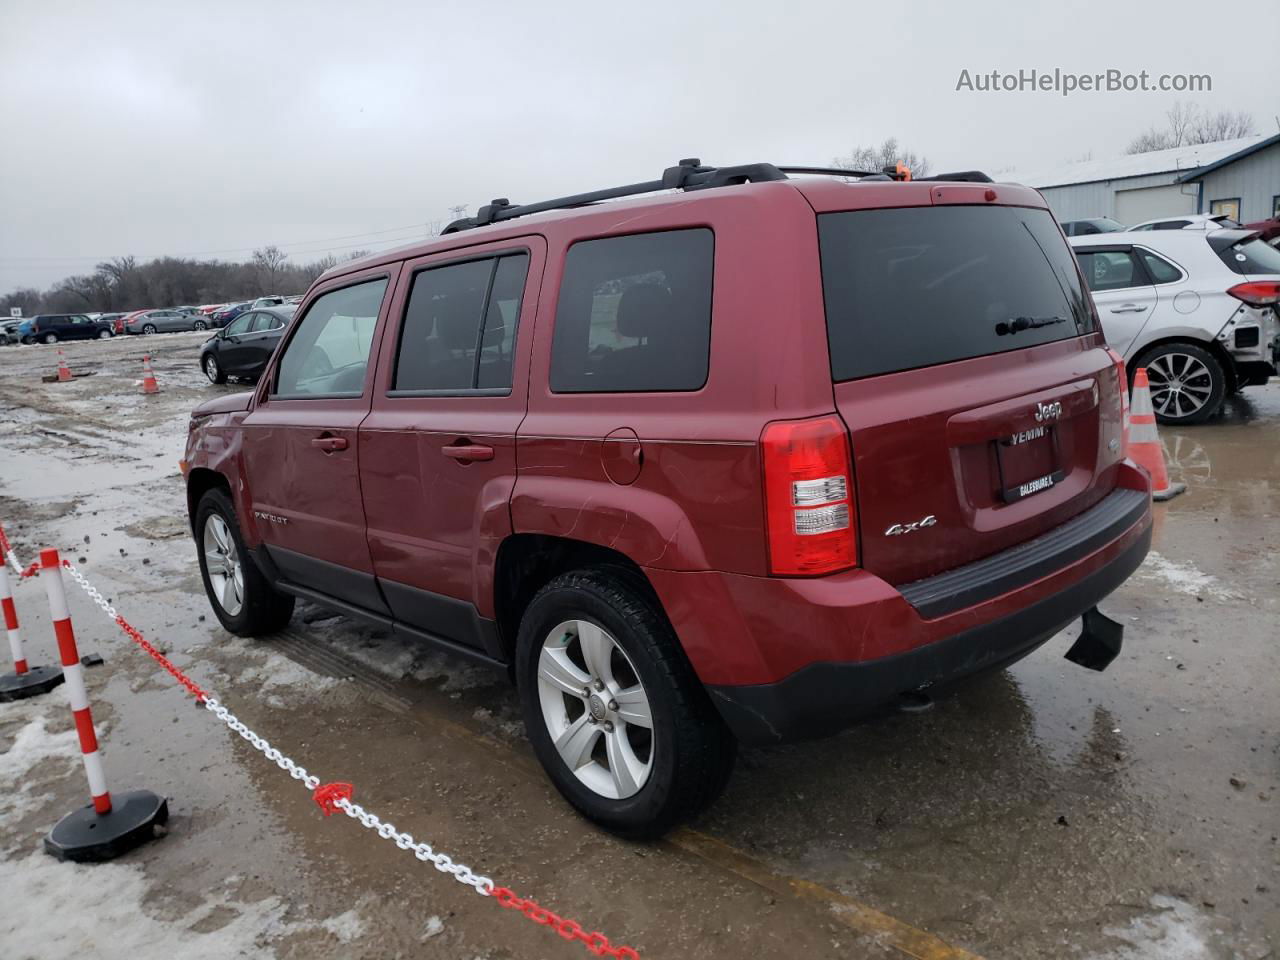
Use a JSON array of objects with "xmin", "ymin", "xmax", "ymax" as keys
[{"xmin": 0, "ymin": 333, "xmax": 1275, "ymax": 960}]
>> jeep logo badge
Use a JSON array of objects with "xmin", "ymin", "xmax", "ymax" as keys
[{"xmin": 1034, "ymin": 400, "xmax": 1062, "ymax": 423}]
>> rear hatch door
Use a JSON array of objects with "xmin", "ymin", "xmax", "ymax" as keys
[{"xmin": 817, "ymin": 196, "xmax": 1126, "ymax": 587}]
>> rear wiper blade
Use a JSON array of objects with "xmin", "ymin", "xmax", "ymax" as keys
[{"xmin": 996, "ymin": 315, "xmax": 1068, "ymax": 336}]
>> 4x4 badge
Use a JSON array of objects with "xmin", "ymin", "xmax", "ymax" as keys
[{"xmin": 885, "ymin": 515, "xmax": 937, "ymax": 536}]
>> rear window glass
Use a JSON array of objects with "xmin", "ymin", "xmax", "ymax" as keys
[
  {"xmin": 549, "ymin": 229, "xmax": 713, "ymax": 393},
  {"xmin": 1216, "ymin": 236, "xmax": 1280, "ymax": 276},
  {"xmin": 819, "ymin": 206, "xmax": 1093, "ymax": 382}
]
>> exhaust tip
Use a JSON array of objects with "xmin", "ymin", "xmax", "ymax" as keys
[{"xmin": 896, "ymin": 690, "xmax": 934, "ymax": 713}]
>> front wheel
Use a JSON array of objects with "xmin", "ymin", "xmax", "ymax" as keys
[
  {"xmin": 515, "ymin": 568, "xmax": 735, "ymax": 839},
  {"xmin": 1133, "ymin": 342, "xmax": 1225, "ymax": 425},
  {"xmin": 97, "ymin": 329, "xmax": 112, "ymax": 339},
  {"xmin": 42, "ymin": 332, "xmax": 57, "ymax": 344},
  {"xmin": 203, "ymin": 354, "xmax": 226, "ymax": 384},
  {"xmin": 195, "ymin": 488, "xmax": 294, "ymax": 636}
]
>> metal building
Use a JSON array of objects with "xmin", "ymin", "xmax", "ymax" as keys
[{"xmin": 1014, "ymin": 133, "xmax": 1280, "ymax": 226}]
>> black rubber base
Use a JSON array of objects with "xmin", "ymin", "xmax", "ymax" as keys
[
  {"xmin": 44, "ymin": 789, "xmax": 169, "ymax": 863},
  {"xmin": 0, "ymin": 664, "xmax": 64, "ymax": 702}
]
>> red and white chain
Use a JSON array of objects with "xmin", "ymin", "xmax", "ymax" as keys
[
  {"xmin": 58, "ymin": 558, "xmax": 496, "ymax": 897},
  {"xmin": 8, "ymin": 535, "xmax": 639, "ymax": 957}
]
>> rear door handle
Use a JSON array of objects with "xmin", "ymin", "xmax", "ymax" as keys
[
  {"xmin": 442, "ymin": 443, "xmax": 494, "ymax": 462},
  {"xmin": 1110, "ymin": 304, "xmax": 1149, "ymax": 313},
  {"xmin": 311, "ymin": 436, "xmax": 348, "ymax": 452}
]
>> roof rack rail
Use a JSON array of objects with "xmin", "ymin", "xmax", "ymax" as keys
[
  {"xmin": 442, "ymin": 158, "xmax": 788, "ymax": 233},
  {"xmin": 441, "ymin": 160, "xmax": 995, "ymax": 233},
  {"xmin": 916, "ymin": 170, "xmax": 993, "ymax": 183}
]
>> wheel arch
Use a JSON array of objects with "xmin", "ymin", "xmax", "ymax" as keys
[
  {"xmin": 493, "ymin": 534, "xmax": 663, "ymax": 663},
  {"xmin": 1128, "ymin": 334, "xmax": 1238, "ymax": 394}
]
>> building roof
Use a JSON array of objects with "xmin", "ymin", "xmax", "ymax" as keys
[
  {"xmin": 1009, "ymin": 134, "xmax": 1270, "ymax": 190},
  {"xmin": 1175, "ymin": 133, "xmax": 1280, "ymax": 182}
]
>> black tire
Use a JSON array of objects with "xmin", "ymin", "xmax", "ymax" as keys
[
  {"xmin": 515, "ymin": 568, "xmax": 735, "ymax": 839},
  {"xmin": 194, "ymin": 320, "xmax": 208, "ymax": 330},
  {"xmin": 97, "ymin": 329, "xmax": 112, "ymax": 339},
  {"xmin": 194, "ymin": 488, "xmax": 294, "ymax": 636},
  {"xmin": 42, "ymin": 332, "xmax": 57, "ymax": 344},
  {"xmin": 1132, "ymin": 342, "xmax": 1225, "ymax": 425},
  {"xmin": 142, "ymin": 324, "xmax": 157, "ymax": 335},
  {"xmin": 203, "ymin": 353, "xmax": 227, "ymax": 384}
]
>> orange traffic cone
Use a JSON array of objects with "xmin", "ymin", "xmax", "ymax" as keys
[
  {"xmin": 1129, "ymin": 367, "xmax": 1186, "ymax": 501},
  {"xmin": 140, "ymin": 355, "xmax": 160, "ymax": 395},
  {"xmin": 56, "ymin": 349, "xmax": 73, "ymax": 382}
]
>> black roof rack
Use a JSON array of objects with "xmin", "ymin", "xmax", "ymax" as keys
[{"xmin": 442, "ymin": 159, "xmax": 993, "ymax": 232}]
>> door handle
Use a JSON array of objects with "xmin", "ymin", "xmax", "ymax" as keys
[
  {"xmin": 442, "ymin": 443, "xmax": 494, "ymax": 462},
  {"xmin": 311, "ymin": 436, "xmax": 348, "ymax": 452},
  {"xmin": 1109, "ymin": 305, "xmax": 1148, "ymax": 313}
]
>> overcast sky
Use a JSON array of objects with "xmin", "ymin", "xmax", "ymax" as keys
[{"xmin": 2, "ymin": 0, "xmax": 1276, "ymax": 293}]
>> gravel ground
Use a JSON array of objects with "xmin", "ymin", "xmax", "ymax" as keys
[{"xmin": 0, "ymin": 333, "xmax": 1275, "ymax": 960}]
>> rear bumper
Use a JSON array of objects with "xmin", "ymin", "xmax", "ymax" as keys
[{"xmin": 644, "ymin": 467, "xmax": 1152, "ymax": 745}]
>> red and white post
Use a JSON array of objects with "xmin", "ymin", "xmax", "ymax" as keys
[
  {"xmin": 0, "ymin": 554, "xmax": 64, "ymax": 702},
  {"xmin": 38, "ymin": 547, "xmax": 167, "ymax": 862},
  {"xmin": 40, "ymin": 548, "xmax": 111, "ymax": 813}
]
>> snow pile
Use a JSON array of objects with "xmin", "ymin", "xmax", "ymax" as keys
[
  {"xmin": 1135, "ymin": 552, "xmax": 1241, "ymax": 602},
  {"xmin": 0, "ymin": 702, "xmax": 81, "ymax": 821},
  {"xmin": 1087, "ymin": 894, "xmax": 1212, "ymax": 960}
]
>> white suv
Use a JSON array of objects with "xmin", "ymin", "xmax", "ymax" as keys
[{"xmin": 1070, "ymin": 228, "xmax": 1280, "ymax": 423}]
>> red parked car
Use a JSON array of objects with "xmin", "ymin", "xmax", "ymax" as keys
[{"xmin": 183, "ymin": 160, "xmax": 1152, "ymax": 837}]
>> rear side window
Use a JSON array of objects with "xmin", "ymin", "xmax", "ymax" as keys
[
  {"xmin": 392, "ymin": 252, "xmax": 529, "ymax": 393},
  {"xmin": 1216, "ymin": 236, "xmax": 1280, "ymax": 276},
  {"xmin": 275, "ymin": 278, "xmax": 387, "ymax": 397},
  {"xmin": 819, "ymin": 206, "xmax": 1093, "ymax": 382},
  {"xmin": 550, "ymin": 229, "xmax": 714, "ymax": 393},
  {"xmin": 1136, "ymin": 248, "xmax": 1183, "ymax": 284}
]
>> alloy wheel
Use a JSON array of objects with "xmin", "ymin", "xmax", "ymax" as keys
[
  {"xmin": 536, "ymin": 619, "xmax": 654, "ymax": 800},
  {"xmin": 1146, "ymin": 352, "xmax": 1213, "ymax": 419},
  {"xmin": 203, "ymin": 356, "xmax": 220, "ymax": 382},
  {"xmin": 142, "ymin": 324, "xmax": 157, "ymax": 335},
  {"xmin": 203, "ymin": 514, "xmax": 244, "ymax": 616},
  {"xmin": 194, "ymin": 320, "xmax": 207, "ymax": 330}
]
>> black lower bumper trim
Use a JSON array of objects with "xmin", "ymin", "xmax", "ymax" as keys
[{"xmin": 708, "ymin": 516, "xmax": 1151, "ymax": 745}]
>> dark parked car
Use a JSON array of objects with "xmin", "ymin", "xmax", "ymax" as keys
[
  {"xmin": 184, "ymin": 160, "xmax": 1152, "ymax": 837},
  {"xmin": 199, "ymin": 306, "xmax": 294, "ymax": 383},
  {"xmin": 210, "ymin": 301, "xmax": 253, "ymax": 328},
  {"xmin": 21, "ymin": 313, "xmax": 114, "ymax": 344},
  {"xmin": 1060, "ymin": 217, "xmax": 1127, "ymax": 236}
]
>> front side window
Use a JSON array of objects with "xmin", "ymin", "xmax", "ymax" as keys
[
  {"xmin": 392, "ymin": 252, "xmax": 529, "ymax": 393},
  {"xmin": 549, "ymin": 229, "xmax": 714, "ymax": 393},
  {"xmin": 225, "ymin": 314, "xmax": 253, "ymax": 336},
  {"xmin": 274, "ymin": 278, "xmax": 387, "ymax": 397},
  {"xmin": 1076, "ymin": 250, "xmax": 1144, "ymax": 292}
]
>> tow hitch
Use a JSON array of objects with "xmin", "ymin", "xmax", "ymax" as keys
[{"xmin": 1064, "ymin": 606, "xmax": 1124, "ymax": 671}]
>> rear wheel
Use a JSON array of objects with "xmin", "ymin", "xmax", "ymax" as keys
[
  {"xmin": 142, "ymin": 324, "xmax": 157, "ymax": 335},
  {"xmin": 97, "ymin": 329, "xmax": 112, "ymax": 339},
  {"xmin": 515, "ymin": 568, "xmax": 735, "ymax": 839},
  {"xmin": 194, "ymin": 319, "xmax": 207, "ymax": 331},
  {"xmin": 1133, "ymin": 342, "xmax": 1225, "ymax": 425},
  {"xmin": 203, "ymin": 354, "xmax": 227, "ymax": 384},
  {"xmin": 195, "ymin": 488, "xmax": 294, "ymax": 636}
]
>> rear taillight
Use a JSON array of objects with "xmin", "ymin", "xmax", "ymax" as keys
[
  {"xmin": 1227, "ymin": 281, "xmax": 1280, "ymax": 307},
  {"xmin": 761, "ymin": 415, "xmax": 856, "ymax": 576},
  {"xmin": 1106, "ymin": 347, "xmax": 1130, "ymax": 456}
]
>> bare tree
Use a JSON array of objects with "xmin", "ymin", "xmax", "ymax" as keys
[
  {"xmin": 832, "ymin": 138, "xmax": 931, "ymax": 177},
  {"xmin": 1126, "ymin": 102, "xmax": 1256, "ymax": 154},
  {"xmin": 251, "ymin": 245, "xmax": 288, "ymax": 292}
]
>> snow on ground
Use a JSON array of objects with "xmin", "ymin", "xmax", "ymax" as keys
[
  {"xmin": 1133, "ymin": 552, "xmax": 1242, "ymax": 602},
  {"xmin": 1087, "ymin": 895, "xmax": 1215, "ymax": 960},
  {"xmin": 0, "ymin": 700, "xmax": 85, "ymax": 822}
]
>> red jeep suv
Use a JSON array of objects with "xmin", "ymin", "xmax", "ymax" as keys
[{"xmin": 184, "ymin": 160, "xmax": 1152, "ymax": 837}]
